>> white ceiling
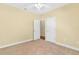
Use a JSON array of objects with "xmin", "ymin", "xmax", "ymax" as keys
[{"xmin": 6, "ymin": 3, "xmax": 68, "ymax": 14}]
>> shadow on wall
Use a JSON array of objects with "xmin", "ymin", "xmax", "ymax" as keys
[{"xmin": 40, "ymin": 20, "xmax": 45, "ymax": 37}]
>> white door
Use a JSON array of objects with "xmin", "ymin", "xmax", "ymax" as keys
[
  {"xmin": 34, "ymin": 20, "xmax": 40, "ymax": 40},
  {"xmin": 45, "ymin": 17, "xmax": 56, "ymax": 42}
]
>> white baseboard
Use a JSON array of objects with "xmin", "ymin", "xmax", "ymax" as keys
[
  {"xmin": 53, "ymin": 42, "xmax": 79, "ymax": 51},
  {"xmin": 0, "ymin": 39, "xmax": 33, "ymax": 48},
  {"xmin": 1, "ymin": 39, "xmax": 79, "ymax": 52}
]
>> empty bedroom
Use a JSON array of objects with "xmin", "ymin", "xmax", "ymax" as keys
[{"xmin": 0, "ymin": 3, "xmax": 79, "ymax": 55}]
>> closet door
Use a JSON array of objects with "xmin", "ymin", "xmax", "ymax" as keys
[
  {"xmin": 45, "ymin": 17, "xmax": 56, "ymax": 42},
  {"xmin": 34, "ymin": 20, "xmax": 40, "ymax": 40}
]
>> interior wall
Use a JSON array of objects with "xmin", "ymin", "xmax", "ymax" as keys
[
  {"xmin": 0, "ymin": 4, "xmax": 37, "ymax": 47},
  {"xmin": 41, "ymin": 3, "xmax": 79, "ymax": 48},
  {"xmin": 40, "ymin": 17, "xmax": 45, "ymax": 37}
]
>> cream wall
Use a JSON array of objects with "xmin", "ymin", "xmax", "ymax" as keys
[
  {"xmin": 40, "ymin": 17, "xmax": 45, "ymax": 37},
  {"xmin": 41, "ymin": 4, "xmax": 79, "ymax": 48},
  {"xmin": 1, "ymin": 3, "xmax": 79, "ymax": 49},
  {"xmin": 0, "ymin": 4, "xmax": 36, "ymax": 47}
]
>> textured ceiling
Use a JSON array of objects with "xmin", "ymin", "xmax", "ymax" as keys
[{"xmin": 6, "ymin": 3, "xmax": 68, "ymax": 14}]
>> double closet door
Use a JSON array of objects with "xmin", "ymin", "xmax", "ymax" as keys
[{"xmin": 34, "ymin": 17, "xmax": 56, "ymax": 43}]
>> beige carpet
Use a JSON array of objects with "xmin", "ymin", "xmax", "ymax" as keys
[{"xmin": 0, "ymin": 39, "xmax": 79, "ymax": 55}]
